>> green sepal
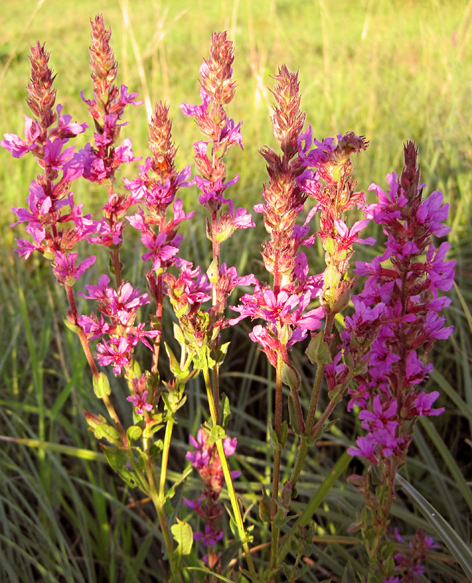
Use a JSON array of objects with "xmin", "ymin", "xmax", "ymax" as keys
[
  {"xmin": 192, "ymin": 344, "xmax": 213, "ymax": 371},
  {"xmin": 126, "ymin": 425, "xmax": 143, "ymax": 443},
  {"xmin": 281, "ymin": 361, "xmax": 301, "ymax": 392},
  {"xmin": 63, "ymin": 318, "xmax": 81, "ymax": 334},
  {"xmin": 329, "ymin": 384, "xmax": 344, "ymax": 404},
  {"xmin": 206, "ymin": 257, "xmax": 219, "ymax": 283},
  {"xmin": 306, "ymin": 333, "xmax": 333, "ymax": 366},
  {"xmin": 142, "ymin": 415, "xmax": 164, "ymax": 439},
  {"xmin": 171, "ymin": 518, "xmax": 193, "ymax": 557},
  {"xmin": 323, "ymin": 237, "xmax": 336, "ymax": 255},
  {"xmin": 206, "ymin": 424, "xmax": 226, "ymax": 446},
  {"xmin": 129, "ymin": 360, "xmax": 142, "ymax": 380},
  {"xmin": 93, "ymin": 372, "xmax": 111, "ymax": 398}
]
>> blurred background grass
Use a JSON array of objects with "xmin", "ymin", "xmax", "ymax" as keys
[{"xmin": 1, "ymin": 0, "xmax": 471, "ymax": 581}]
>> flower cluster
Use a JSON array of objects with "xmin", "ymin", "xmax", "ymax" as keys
[
  {"xmin": 180, "ymin": 32, "xmax": 255, "ymax": 310},
  {"xmin": 78, "ymin": 275, "xmax": 158, "ymax": 375},
  {"xmin": 78, "ymin": 15, "xmax": 142, "ymax": 251},
  {"xmin": 384, "ymin": 529, "xmax": 440, "ymax": 583},
  {"xmin": 232, "ymin": 67, "xmax": 328, "ymax": 366},
  {"xmin": 185, "ymin": 428, "xmax": 240, "ymax": 565},
  {"xmin": 347, "ymin": 142, "xmax": 454, "ymax": 466},
  {"xmin": 346, "ymin": 142, "xmax": 454, "ymax": 581},
  {"xmin": 80, "ymin": 15, "xmax": 141, "ymax": 185},
  {"xmin": 297, "ymin": 128, "xmax": 374, "ymax": 315},
  {"xmin": 3, "ymin": 43, "xmax": 94, "ymax": 283},
  {"xmin": 180, "ymin": 32, "xmax": 244, "ymax": 215}
]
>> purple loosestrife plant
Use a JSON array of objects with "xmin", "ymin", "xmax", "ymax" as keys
[
  {"xmin": 346, "ymin": 143, "xmax": 455, "ymax": 582},
  {"xmin": 231, "ymin": 67, "xmax": 376, "ymax": 578},
  {"xmin": 175, "ymin": 31, "xmax": 258, "ymax": 577},
  {"xmin": 4, "ymin": 18, "xmax": 458, "ymax": 583}
]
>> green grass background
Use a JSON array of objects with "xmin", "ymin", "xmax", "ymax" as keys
[{"xmin": 0, "ymin": 0, "xmax": 471, "ymax": 581}]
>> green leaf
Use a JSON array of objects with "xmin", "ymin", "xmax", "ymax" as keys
[
  {"xmin": 206, "ymin": 424, "xmax": 226, "ymax": 445},
  {"xmin": 281, "ymin": 361, "xmax": 301, "ymax": 391},
  {"xmin": 126, "ymin": 425, "xmax": 142, "ymax": 443},
  {"xmin": 268, "ymin": 423, "xmax": 281, "ymax": 451},
  {"xmin": 306, "ymin": 333, "xmax": 332, "ymax": 365},
  {"xmin": 63, "ymin": 318, "xmax": 81, "ymax": 334},
  {"xmin": 102, "ymin": 446, "xmax": 144, "ymax": 491},
  {"xmin": 93, "ymin": 372, "xmax": 111, "ymax": 398},
  {"xmin": 396, "ymin": 473, "xmax": 472, "ymax": 581},
  {"xmin": 342, "ymin": 562, "xmax": 357, "ymax": 583},
  {"xmin": 94, "ymin": 423, "xmax": 121, "ymax": 444},
  {"xmin": 220, "ymin": 393, "xmax": 232, "ymax": 428},
  {"xmin": 288, "ymin": 394, "xmax": 302, "ymax": 436},
  {"xmin": 274, "ymin": 513, "xmax": 294, "ymax": 529},
  {"xmin": 187, "ymin": 568, "xmax": 243, "ymax": 583},
  {"xmin": 215, "ymin": 341, "xmax": 231, "ymax": 366},
  {"xmin": 259, "ymin": 486, "xmax": 271, "ymax": 522},
  {"xmin": 164, "ymin": 343, "xmax": 182, "ymax": 376},
  {"xmin": 171, "ymin": 518, "xmax": 193, "ymax": 556}
]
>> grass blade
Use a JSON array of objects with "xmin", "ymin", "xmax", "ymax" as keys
[{"xmin": 396, "ymin": 473, "xmax": 472, "ymax": 581}]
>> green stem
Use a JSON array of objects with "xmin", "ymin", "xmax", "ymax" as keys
[
  {"xmin": 269, "ymin": 353, "xmax": 284, "ymax": 575},
  {"xmin": 290, "ymin": 313, "xmax": 335, "ymax": 491},
  {"xmin": 203, "ymin": 367, "xmax": 257, "ymax": 577},
  {"xmin": 290, "ymin": 361, "xmax": 325, "ymax": 491},
  {"xmin": 147, "ymin": 468, "xmax": 184, "ymax": 583},
  {"xmin": 159, "ymin": 415, "xmax": 175, "ymax": 501},
  {"xmin": 211, "ymin": 209, "xmax": 221, "ymax": 423}
]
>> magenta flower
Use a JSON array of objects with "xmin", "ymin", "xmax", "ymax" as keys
[
  {"xmin": 141, "ymin": 232, "xmax": 180, "ymax": 272},
  {"xmin": 1, "ymin": 115, "xmax": 39, "ymax": 158},
  {"xmin": 193, "ymin": 525, "xmax": 223, "ymax": 546},
  {"xmin": 52, "ymin": 252, "xmax": 96, "ymax": 285},
  {"xmin": 127, "ymin": 390, "xmax": 153, "ymax": 415},
  {"xmin": 358, "ymin": 396, "xmax": 398, "ymax": 433},
  {"xmin": 96, "ymin": 336, "xmax": 132, "ymax": 375},
  {"xmin": 347, "ymin": 436, "xmax": 377, "ymax": 465},
  {"xmin": 412, "ymin": 391, "xmax": 444, "ymax": 417}
]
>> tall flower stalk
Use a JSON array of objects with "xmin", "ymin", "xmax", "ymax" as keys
[{"xmin": 347, "ymin": 142, "xmax": 455, "ymax": 582}]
